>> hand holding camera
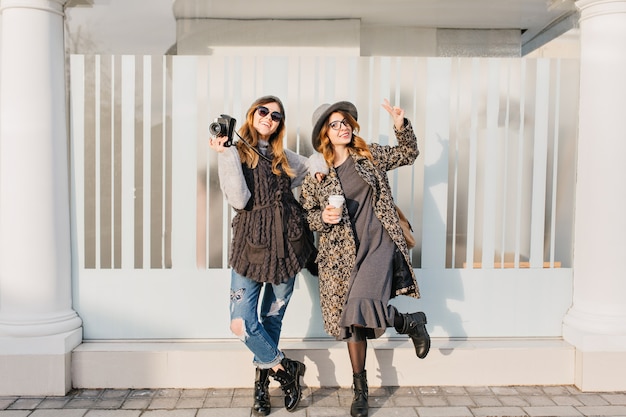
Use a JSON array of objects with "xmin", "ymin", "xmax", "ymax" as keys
[{"xmin": 209, "ymin": 114, "xmax": 236, "ymax": 147}]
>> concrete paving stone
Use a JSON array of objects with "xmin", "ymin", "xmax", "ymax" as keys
[
  {"xmin": 542, "ymin": 386, "xmax": 572, "ymax": 396},
  {"xmin": 551, "ymin": 395, "xmax": 584, "ymax": 406},
  {"xmin": 601, "ymin": 393, "xmax": 626, "ymax": 405},
  {"xmin": 415, "ymin": 406, "xmax": 473, "ymax": 416},
  {"xmin": 393, "ymin": 394, "xmax": 422, "ymax": 407},
  {"xmin": 126, "ymin": 390, "xmax": 155, "ymax": 399},
  {"xmin": 93, "ymin": 400, "xmax": 124, "ymax": 409},
  {"xmin": 419, "ymin": 396, "xmax": 448, "ymax": 407},
  {"xmin": 233, "ymin": 387, "xmax": 254, "ymax": 398},
  {"xmin": 415, "ymin": 386, "xmax": 440, "ymax": 395},
  {"xmin": 0, "ymin": 399, "xmax": 16, "ymax": 410},
  {"xmin": 471, "ymin": 406, "xmax": 528, "ymax": 417},
  {"xmin": 369, "ymin": 395, "xmax": 393, "ymax": 408},
  {"xmin": 146, "ymin": 398, "xmax": 177, "ymax": 409},
  {"xmin": 306, "ymin": 406, "xmax": 351, "ymax": 417},
  {"xmin": 492, "ymin": 386, "xmax": 523, "ymax": 396},
  {"xmin": 516, "ymin": 386, "xmax": 546, "ymax": 396},
  {"xmin": 36, "ymin": 398, "xmax": 71, "ymax": 409},
  {"xmin": 30, "ymin": 410, "xmax": 88, "ymax": 417},
  {"xmin": 84, "ymin": 411, "xmax": 141, "ymax": 417},
  {"xmin": 175, "ymin": 397, "xmax": 204, "ymax": 408},
  {"xmin": 120, "ymin": 398, "xmax": 150, "ymax": 410},
  {"xmin": 575, "ymin": 405, "xmax": 626, "ymax": 416},
  {"xmin": 154, "ymin": 389, "xmax": 180, "ymax": 398},
  {"xmin": 523, "ymin": 405, "xmax": 583, "ymax": 416},
  {"xmin": 256, "ymin": 407, "xmax": 306, "ymax": 417},
  {"xmin": 440, "ymin": 386, "xmax": 468, "ymax": 395},
  {"xmin": 139, "ymin": 410, "xmax": 196, "ymax": 417},
  {"xmin": 447, "ymin": 395, "xmax": 475, "ymax": 406},
  {"xmin": 524, "ymin": 395, "xmax": 556, "ymax": 406},
  {"xmin": 472, "ymin": 396, "xmax": 502, "ymax": 407},
  {"xmin": 205, "ymin": 388, "xmax": 234, "ymax": 398},
  {"xmin": 390, "ymin": 386, "xmax": 418, "ymax": 397},
  {"xmin": 311, "ymin": 393, "xmax": 341, "ymax": 407},
  {"xmin": 574, "ymin": 394, "xmax": 610, "ymax": 406},
  {"xmin": 230, "ymin": 395, "xmax": 252, "ymax": 408},
  {"xmin": 465, "ymin": 386, "xmax": 493, "ymax": 395},
  {"xmin": 100, "ymin": 391, "xmax": 128, "ymax": 400},
  {"xmin": 201, "ymin": 396, "xmax": 232, "ymax": 408},
  {"xmin": 370, "ymin": 407, "xmax": 418, "ymax": 416},
  {"xmin": 8, "ymin": 398, "xmax": 43, "ymax": 410},
  {"xmin": 75, "ymin": 391, "xmax": 101, "ymax": 399},
  {"xmin": 0, "ymin": 412, "xmax": 30, "ymax": 417},
  {"xmin": 197, "ymin": 408, "xmax": 253, "ymax": 417},
  {"xmin": 65, "ymin": 399, "xmax": 100, "ymax": 409},
  {"xmin": 500, "ymin": 396, "xmax": 530, "ymax": 407},
  {"xmin": 180, "ymin": 389, "xmax": 207, "ymax": 398}
]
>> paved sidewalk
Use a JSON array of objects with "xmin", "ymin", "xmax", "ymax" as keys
[{"xmin": 2, "ymin": 385, "xmax": 626, "ymax": 417}]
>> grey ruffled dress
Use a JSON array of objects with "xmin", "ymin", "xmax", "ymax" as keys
[{"xmin": 335, "ymin": 156, "xmax": 398, "ymax": 341}]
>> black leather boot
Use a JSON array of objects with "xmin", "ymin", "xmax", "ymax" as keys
[
  {"xmin": 350, "ymin": 370, "xmax": 368, "ymax": 417},
  {"xmin": 271, "ymin": 357, "xmax": 306, "ymax": 412},
  {"xmin": 396, "ymin": 311, "xmax": 431, "ymax": 359},
  {"xmin": 252, "ymin": 367, "xmax": 271, "ymax": 416}
]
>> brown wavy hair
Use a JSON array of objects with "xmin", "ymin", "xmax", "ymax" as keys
[
  {"xmin": 236, "ymin": 96, "xmax": 294, "ymax": 177},
  {"xmin": 317, "ymin": 111, "xmax": 373, "ymax": 166}
]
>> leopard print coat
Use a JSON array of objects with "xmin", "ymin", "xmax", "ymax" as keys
[{"xmin": 299, "ymin": 119, "xmax": 420, "ymax": 338}]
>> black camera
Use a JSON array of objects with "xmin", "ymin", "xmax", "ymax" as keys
[{"xmin": 209, "ymin": 114, "xmax": 236, "ymax": 147}]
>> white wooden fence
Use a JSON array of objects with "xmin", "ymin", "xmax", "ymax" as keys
[{"xmin": 69, "ymin": 55, "xmax": 578, "ymax": 340}]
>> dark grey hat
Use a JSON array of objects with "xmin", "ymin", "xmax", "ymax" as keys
[{"xmin": 311, "ymin": 101, "xmax": 358, "ymax": 151}]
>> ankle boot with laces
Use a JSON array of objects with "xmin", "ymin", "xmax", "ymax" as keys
[
  {"xmin": 252, "ymin": 367, "xmax": 271, "ymax": 416},
  {"xmin": 350, "ymin": 370, "xmax": 369, "ymax": 417},
  {"xmin": 271, "ymin": 357, "xmax": 306, "ymax": 412},
  {"xmin": 396, "ymin": 311, "xmax": 431, "ymax": 359}
]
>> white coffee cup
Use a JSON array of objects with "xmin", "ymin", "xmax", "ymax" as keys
[{"xmin": 328, "ymin": 195, "xmax": 345, "ymax": 214}]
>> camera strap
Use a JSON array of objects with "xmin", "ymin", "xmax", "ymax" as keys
[{"xmin": 235, "ymin": 132, "xmax": 272, "ymax": 163}]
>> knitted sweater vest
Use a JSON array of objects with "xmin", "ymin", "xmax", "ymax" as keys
[{"xmin": 229, "ymin": 155, "xmax": 314, "ymax": 284}]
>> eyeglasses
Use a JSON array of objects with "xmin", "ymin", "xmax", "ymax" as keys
[
  {"xmin": 256, "ymin": 106, "xmax": 283, "ymax": 122},
  {"xmin": 328, "ymin": 119, "xmax": 350, "ymax": 130}
]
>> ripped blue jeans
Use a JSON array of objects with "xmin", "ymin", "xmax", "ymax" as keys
[{"xmin": 229, "ymin": 270, "xmax": 296, "ymax": 369}]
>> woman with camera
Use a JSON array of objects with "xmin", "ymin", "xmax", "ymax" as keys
[
  {"xmin": 299, "ymin": 99, "xmax": 430, "ymax": 417},
  {"xmin": 208, "ymin": 95, "xmax": 320, "ymax": 415}
]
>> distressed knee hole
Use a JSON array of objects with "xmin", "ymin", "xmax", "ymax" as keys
[
  {"xmin": 230, "ymin": 318, "xmax": 247, "ymax": 340},
  {"xmin": 267, "ymin": 299, "xmax": 286, "ymax": 317}
]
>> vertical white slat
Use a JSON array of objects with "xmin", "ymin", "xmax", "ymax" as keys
[
  {"xmin": 121, "ymin": 55, "xmax": 135, "ymax": 268},
  {"xmin": 421, "ymin": 58, "xmax": 451, "ymax": 269},
  {"xmin": 549, "ymin": 59, "xmax": 562, "ymax": 267},
  {"xmin": 109, "ymin": 55, "xmax": 116, "ymax": 267},
  {"xmin": 529, "ymin": 59, "xmax": 550, "ymax": 268},
  {"xmin": 171, "ymin": 56, "xmax": 199, "ymax": 269},
  {"xmin": 514, "ymin": 60, "xmax": 527, "ymax": 268},
  {"xmin": 142, "ymin": 55, "xmax": 152, "ymax": 269},
  {"xmin": 465, "ymin": 58, "xmax": 480, "ymax": 268},
  {"xmin": 161, "ymin": 56, "xmax": 168, "ymax": 268},
  {"xmin": 94, "ymin": 55, "xmax": 101, "ymax": 268},
  {"xmin": 451, "ymin": 58, "xmax": 461, "ymax": 267},
  {"xmin": 499, "ymin": 59, "xmax": 513, "ymax": 267},
  {"xmin": 481, "ymin": 59, "xmax": 500, "ymax": 268},
  {"xmin": 69, "ymin": 55, "xmax": 86, "ymax": 270}
]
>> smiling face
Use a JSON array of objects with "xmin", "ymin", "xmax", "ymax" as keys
[
  {"xmin": 326, "ymin": 111, "xmax": 353, "ymax": 148},
  {"xmin": 253, "ymin": 101, "xmax": 282, "ymax": 140}
]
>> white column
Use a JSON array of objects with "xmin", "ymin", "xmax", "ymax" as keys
[
  {"xmin": 563, "ymin": 0, "xmax": 626, "ymax": 391},
  {"xmin": 0, "ymin": 0, "xmax": 82, "ymax": 395}
]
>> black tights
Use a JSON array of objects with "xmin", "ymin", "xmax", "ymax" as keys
[{"xmin": 348, "ymin": 312, "xmax": 405, "ymax": 374}]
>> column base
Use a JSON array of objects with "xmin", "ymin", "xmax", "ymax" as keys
[
  {"xmin": 0, "ymin": 328, "xmax": 82, "ymax": 396},
  {"xmin": 564, "ymin": 312, "xmax": 626, "ymax": 391}
]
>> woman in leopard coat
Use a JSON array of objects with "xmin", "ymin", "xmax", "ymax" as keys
[{"xmin": 300, "ymin": 99, "xmax": 430, "ymax": 417}]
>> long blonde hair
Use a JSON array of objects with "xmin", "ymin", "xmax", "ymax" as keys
[
  {"xmin": 317, "ymin": 111, "xmax": 373, "ymax": 166},
  {"xmin": 236, "ymin": 96, "xmax": 294, "ymax": 177}
]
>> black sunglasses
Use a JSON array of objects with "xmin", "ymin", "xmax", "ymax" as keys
[{"xmin": 256, "ymin": 106, "xmax": 283, "ymax": 123}]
